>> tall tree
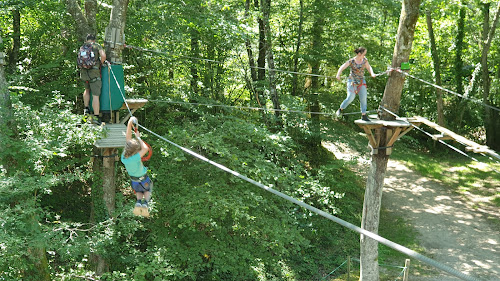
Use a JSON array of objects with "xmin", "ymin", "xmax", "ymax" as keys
[
  {"xmin": 480, "ymin": 1, "xmax": 500, "ymax": 151},
  {"xmin": 291, "ymin": 0, "xmax": 304, "ymax": 97},
  {"xmin": 0, "ymin": 36, "xmax": 15, "ymax": 172},
  {"xmin": 453, "ymin": 3, "xmax": 467, "ymax": 129},
  {"xmin": 361, "ymin": 0, "xmax": 421, "ymax": 280},
  {"xmin": 260, "ymin": 0, "xmax": 281, "ymax": 118},
  {"xmin": 8, "ymin": 8, "xmax": 20, "ymax": 73},
  {"xmin": 304, "ymin": 0, "xmax": 324, "ymax": 150},
  {"xmin": 426, "ymin": 9, "xmax": 445, "ymax": 126},
  {"xmin": 65, "ymin": 0, "xmax": 98, "ymax": 42}
]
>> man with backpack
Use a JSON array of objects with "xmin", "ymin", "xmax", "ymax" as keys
[{"xmin": 78, "ymin": 34, "xmax": 106, "ymax": 124}]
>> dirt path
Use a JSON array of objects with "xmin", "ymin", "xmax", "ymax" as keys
[{"xmin": 323, "ymin": 141, "xmax": 500, "ymax": 281}]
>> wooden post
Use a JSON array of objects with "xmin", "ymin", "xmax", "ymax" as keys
[
  {"xmin": 403, "ymin": 259, "xmax": 411, "ymax": 281},
  {"xmin": 102, "ymin": 148, "xmax": 117, "ymax": 216},
  {"xmin": 347, "ymin": 256, "xmax": 351, "ymax": 281}
]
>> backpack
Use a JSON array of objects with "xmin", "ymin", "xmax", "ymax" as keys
[{"xmin": 77, "ymin": 43, "xmax": 98, "ymax": 69}]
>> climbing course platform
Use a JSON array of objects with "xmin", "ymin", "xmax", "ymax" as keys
[
  {"xmin": 94, "ymin": 99, "xmax": 148, "ymax": 149},
  {"xmin": 94, "ymin": 124, "xmax": 127, "ymax": 149},
  {"xmin": 354, "ymin": 115, "xmax": 419, "ymax": 155}
]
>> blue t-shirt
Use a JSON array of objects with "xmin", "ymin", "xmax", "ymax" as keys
[{"xmin": 121, "ymin": 153, "xmax": 148, "ymax": 177}]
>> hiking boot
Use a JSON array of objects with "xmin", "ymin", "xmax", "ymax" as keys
[
  {"xmin": 335, "ymin": 108, "xmax": 343, "ymax": 117},
  {"xmin": 362, "ymin": 114, "xmax": 370, "ymax": 122},
  {"xmin": 83, "ymin": 107, "xmax": 90, "ymax": 115}
]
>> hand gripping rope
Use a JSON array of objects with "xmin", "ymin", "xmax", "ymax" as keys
[{"xmin": 133, "ymin": 121, "xmax": 153, "ymax": 162}]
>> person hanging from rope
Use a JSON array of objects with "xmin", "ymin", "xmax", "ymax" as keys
[
  {"xmin": 77, "ymin": 34, "xmax": 106, "ymax": 125},
  {"xmin": 121, "ymin": 117, "xmax": 154, "ymax": 217},
  {"xmin": 335, "ymin": 47, "xmax": 376, "ymax": 121}
]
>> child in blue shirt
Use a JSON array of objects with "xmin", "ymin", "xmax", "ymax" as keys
[{"xmin": 121, "ymin": 117, "xmax": 153, "ymax": 216}]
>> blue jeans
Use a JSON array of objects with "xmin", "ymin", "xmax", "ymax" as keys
[{"xmin": 340, "ymin": 79, "xmax": 367, "ymax": 114}]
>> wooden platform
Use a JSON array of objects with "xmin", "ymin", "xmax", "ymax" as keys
[
  {"xmin": 118, "ymin": 99, "xmax": 148, "ymax": 124},
  {"xmin": 94, "ymin": 124, "xmax": 127, "ymax": 148},
  {"xmin": 355, "ymin": 115, "xmax": 419, "ymax": 155},
  {"xmin": 410, "ymin": 116, "xmax": 500, "ymax": 161}
]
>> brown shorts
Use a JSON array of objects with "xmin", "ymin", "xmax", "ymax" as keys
[{"xmin": 81, "ymin": 68, "xmax": 102, "ymax": 97}]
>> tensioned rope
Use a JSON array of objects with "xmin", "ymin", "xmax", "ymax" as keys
[
  {"xmin": 392, "ymin": 68, "xmax": 500, "ymax": 113},
  {"xmin": 111, "ymin": 40, "xmax": 500, "ymax": 113},
  {"xmin": 106, "ymin": 41, "xmax": 390, "ymax": 80},
  {"xmin": 149, "ymin": 99, "xmax": 377, "ymax": 116},
  {"xmin": 107, "ymin": 63, "xmax": 482, "ymax": 281}
]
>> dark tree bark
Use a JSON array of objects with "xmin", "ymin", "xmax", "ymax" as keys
[
  {"xmin": 426, "ymin": 10, "xmax": 445, "ymax": 126},
  {"xmin": 304, "ymin": 0, "xmax": 324, "ymax": 149},
  {"xmin": 190, "ymin": 28, "xmax": 200, "ymax": 94},
  {"xmin": 480, "ymin": 2, "xmax": 500, "ymax": 151},
  {"xmin": 454, "ymin": 4, "xmax": 467, "ymax": 129},
  {"xmin": 291, "ymin": 0, "xmax": 304, "ymax": 97},
  {"xmin": 260, "ymin": 0, "xmax": 281, "ymax": 119},
  {"xmin": 245, "ymin": 0, "xmax": 257, "ymax": 82},
  {"xmin": 362, "ymin": 0, "xmax": 421, "ymax": 280},
  {"xmin": 8, "ymin": 9, "xmax": 20, "ymax": 73}
]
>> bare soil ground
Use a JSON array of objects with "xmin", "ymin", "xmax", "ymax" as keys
[{"xmin": 323, "ymin": 141, "xmax": 500, "ymax": 281}]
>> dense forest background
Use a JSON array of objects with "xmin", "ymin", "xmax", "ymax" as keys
[{"xmin": 0, "ymin": 0, "xmax": 498, "ymax": 280}]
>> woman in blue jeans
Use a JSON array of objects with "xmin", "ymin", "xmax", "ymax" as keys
[{"xmin": 335, "ymin": 47, "xmax": 376, "ymax": 121}]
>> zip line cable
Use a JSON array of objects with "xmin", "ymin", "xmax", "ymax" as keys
[{"xmin": 106, "ymin": 66, "xmax": 482, "ymax": 281}]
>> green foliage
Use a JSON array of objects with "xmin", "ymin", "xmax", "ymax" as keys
[{"xmin": 2, "ymin": 0, "xmax": 497, "ymax": 279}]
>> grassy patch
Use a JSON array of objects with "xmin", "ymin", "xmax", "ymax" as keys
[{"xmin": 392, "ymin": 136, "xmax": 500, "ymax": 208}]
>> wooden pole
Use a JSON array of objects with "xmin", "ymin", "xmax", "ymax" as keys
[
  {"xmin": 347, "ymin": 256, "xmax": 351, "ymax": 281},
  {"xmin": 403, "ymin": 259, "xmax": 411, "ymax": 281}
]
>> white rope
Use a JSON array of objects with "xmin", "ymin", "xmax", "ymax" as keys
[
  {"xmin": 148, "ymin": 99, "xmax": 377, "ymax": 117},
  {"xmin": 107, "ymin": 41, "xmax": 388, "ymax": 80},
  {"xmin": 393, "ymin": 68, "xmax": 500, "ymax": 112}
]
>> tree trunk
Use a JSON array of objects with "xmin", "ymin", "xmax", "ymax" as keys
[
  {"xmin": 104, "ymin": 0, "xmax": 129, "ymax": 63},
  {"xmin": 255, "ymin": 0, "xmax": 266, "ymax": 106},
  {"xmin": 425, "ymin": 10, "xmax": 445, "ymax": 126},
  {"xmin": 363, "ymin": 1, "xmax": 421, "ymax": 280},
  {"xmin": 65, "ymin": 0, "xmax": 97, "ymax": 42},
  {"xmin": 453, "ymin": 4, "xmax": 467, "ymax": 129},
  {"xmin": 481, "ymin": 2, "xmax": 500, "ymax": 151},
  {"xmin": 291, "ymin": 0, "xmax": 304, "ymax": 97},
  {"xmin": 0, "ymin": 37, "xmax": 17, "ymax": 175},
  {"xmin": 260, "ymin": 0, "xmax": 281, "ymax": 119},
  {"xmin": 190, "ymin": 28, "xmax": 200, "ymax": 95},
  {"xmin": 304, "ymin": 0, "xmax": 324, "ymax": 150},
  {"xmin": 8, "ymin": 8, "xmax": 20, "ymax": 73},
  {"xmin": 245, "ymin": 0, "xmax": 257, "ymax": 83}
]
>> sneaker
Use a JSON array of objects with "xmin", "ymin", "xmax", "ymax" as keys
[
  {"xmin": 335, "ymin": 108, "xmax": 343, "ymax": 117},
  {"xmin": 91, "ymin": 115, "xmax": 102, "ymax": 125},
  {"xmin": 362, "ymin": 114, "xmax": 370, "ymax": 122},
  {"xmin": 135, "ymin": 202, "xmax": 142, "ymax": 208},
  {"xmin": 83, "ymin": 107, "xmax": 90, "ymax": 115},
  {"xmin": 141, "ymin": 202, "xmax": 149, "ymax": 209}
]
